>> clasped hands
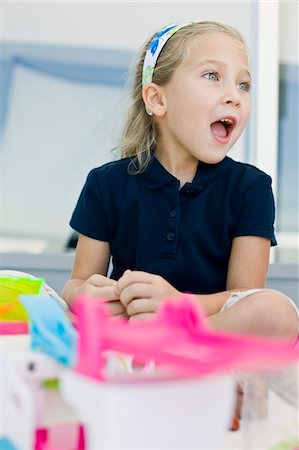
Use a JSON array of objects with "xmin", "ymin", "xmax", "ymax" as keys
[{"xmin": 76, "ymin": 270, "xmax": 181, "ymax": 320}]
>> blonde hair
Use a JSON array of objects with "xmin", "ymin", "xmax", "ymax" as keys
[{"xmin": 121, "ymin": 21, "xmax": 247, "ymax": 174}]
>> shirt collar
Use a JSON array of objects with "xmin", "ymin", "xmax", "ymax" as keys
[
  {"xmin": 192, "ymin": 156, "xmax": 232, "ymax": 187},
  {"xmin": 145, "ymin": 156, "xmax": 177, "ymax": 189},
  {"xmin": 145, "ymin": 155, "xmax": 232, "ymax": 190}
]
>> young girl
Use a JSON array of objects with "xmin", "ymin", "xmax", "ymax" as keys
[{"xmin": 62, "ymin": 21, "xmax": 298, "ymax": 340}]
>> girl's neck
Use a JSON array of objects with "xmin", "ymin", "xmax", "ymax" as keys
[{"xmin": 155, "ymin": 148, "xmax": 198, "ymax": 187}]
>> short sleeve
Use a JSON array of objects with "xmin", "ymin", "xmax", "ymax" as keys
[
  {"xmin": 233, "ymin": 174, "xmax": 277, "ymax": 246},
  {"xmin": 69, "ymin": 169, "xmax": 110, "ymax": 241}
]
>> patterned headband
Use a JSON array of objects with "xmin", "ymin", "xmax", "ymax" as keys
[{"xmin": 142, "ymin": 22, "xmax": 193, "ymax": 115}]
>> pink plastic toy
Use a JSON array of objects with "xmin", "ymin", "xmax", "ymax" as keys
[
  {"xmin": 35, "ymin": 423, "xmax": 85, "ymax": 450},
  {"xmin": 72, "ymin": 294, "xmax": 299, "ymax": 381},
  {"xmin": 0, "ymin": 321, "xmax": 28, "ymax": 335}
]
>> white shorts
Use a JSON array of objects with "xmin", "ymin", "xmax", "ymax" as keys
[{"xmin": 220, "ymin": 288, "xmax": 299, "ymax": 319}]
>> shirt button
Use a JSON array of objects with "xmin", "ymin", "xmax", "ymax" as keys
[
  {"xmin": 169, "ymin": 209, "xmax": 177, "ymax": 218},
  {"xmin": 185, "ymin": 189, "xmax": 195, "ymax": 196},
  {"xmin": 167, "ymin": 232, "xmax": 176, "ymax": 241}
]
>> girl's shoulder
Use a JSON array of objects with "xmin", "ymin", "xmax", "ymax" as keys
[
  {"xmin": 88, "ymin": 157, "xmax": 132, "ymax": 180},
  {"xmin": 228, "ymin": 158, "xmax": 272, "ymax": 184}
]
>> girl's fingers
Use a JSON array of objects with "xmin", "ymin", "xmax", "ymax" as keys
[
  {"xmin": 106, "ymin": 300, "xmax": 127, "ymax": 316},
  {"xmin": 116, "ymin": 271, "xmax": 159, "ymax": 295},
  {"xmin": 79, "ymin": 284, "xmax": 119, "ymax": 301},
  {"xmin": 93, "ymin": 286, "xmax": 119, "ymax": 301},
  {"xmin": 128, "ymin": 312, "xmax": 154, "ymax": 321},
  {"xmin": 126, "ymin": 298, "xmax": 158, "ymax": 316},
  {"xmin": 119, "ymin": 283, "xmax": 155, "ymax": 307},
  {"xmin": 88, "ymin": 274, "xmax": 117, "ymax": 288}
]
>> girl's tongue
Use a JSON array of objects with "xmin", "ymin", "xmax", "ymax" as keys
[{"xmin": 210, "ymin": 121, "xmax": 227, "ymax": 138}]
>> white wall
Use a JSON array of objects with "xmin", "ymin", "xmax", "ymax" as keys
[
  {"xmin": 3, "ymin": 1, "xmax": 296, "ymax": 63},
  {"xmin": 4, "ymin": 0, "xmax": 298, "ymax": 64},
  {"xmin": 279, "ymin": 1, "xmax": 298, "ymax": 64},
  {"xmin": 2, "ymin": 1, "xmax": 254, "ymax": 50}
]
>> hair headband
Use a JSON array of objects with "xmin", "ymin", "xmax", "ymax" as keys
[{"xmin": 142, "ymin": 22, "xmax": 194, "ymax": 115}]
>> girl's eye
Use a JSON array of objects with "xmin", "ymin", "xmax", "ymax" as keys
[
  {"xmin": 204, "ymin": 72, "xmax": 219, "ymax": 81},
  {"xmin": 238, "ymin": 81, "xmax": 251, "ymax": 92}
]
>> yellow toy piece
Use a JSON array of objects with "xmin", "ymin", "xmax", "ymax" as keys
[{"xmin": 0, "ymin": 276, "xmax": 43, "ymax": 321}]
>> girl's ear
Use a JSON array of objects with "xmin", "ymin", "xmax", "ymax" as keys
[{"xmin": 142, "ymin": 83, "xmax": 167, "ymax": 117}]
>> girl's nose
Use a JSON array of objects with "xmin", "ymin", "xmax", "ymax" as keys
[
  {"xmin": 222, "ymin": 85, "xmax": 242, "ymax": 108},
  {"xmin": 225, "ymin": 97, "xmax": 241, "ymax": 107}
]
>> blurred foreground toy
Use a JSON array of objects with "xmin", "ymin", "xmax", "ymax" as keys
[
  {"xmin": 3, "ymin": 350, "xmax": 85, "ymax": 450},
  {"xmin": 2, "ymin": 290, "xmax": 298, "ymax": 450},
  {"xmin": 18, "ymin": 293, "xmax": 299, "ymax": 449},
  {"xmin": 20, "ymin": 293, "xmax": 299, "ymax": 379},
  {"xmin": 0, "ymin": 274, "xmax": 83, "ymax": 450},
  {"xmin": 241, "ymin": 364, "xmax": 299, "ymax": 450},
  {"xmin": 0, "ymin": 275, "xmax": 43, "ymax": 334}
]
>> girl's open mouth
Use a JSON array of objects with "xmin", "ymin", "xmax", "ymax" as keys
[{"xmin": 210, "ymin": 117, "xmax": 236, "ymax": 143}]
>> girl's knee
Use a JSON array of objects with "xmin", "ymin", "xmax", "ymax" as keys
[{"xmin": 253, "ymin": 289, "xmax": 299, "ymax": 340}]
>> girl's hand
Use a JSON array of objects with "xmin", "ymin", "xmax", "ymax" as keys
[
  {"xmin": 116, "ymin": 270, "xmax": 181, "ymax": 320},
  {"xmin": 76, "ymin": 274, "xmax": 127, "ymax": 318}
]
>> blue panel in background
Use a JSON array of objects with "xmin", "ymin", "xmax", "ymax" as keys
[
  {"xmin": 0, "ymin": 41, "xmax": 133, "ymax": 131},
  {"xmin": 277, "ymin": 64, "xmax": 299, "ymax": 233}
]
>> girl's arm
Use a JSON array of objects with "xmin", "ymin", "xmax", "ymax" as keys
[
  {"xmin": 226, "ymin": 235, "xmax": 271, "ymax": 290},
  {"xmin": 62, "ymin": 234, "xmax": 124, "ymax": 315},
  {"xmin": 116, "ymin": 235, "xmax": 271, "ymax": 319},
  {"xmin": 197, "ymin": 235, "xmax": 271, "ymax": 316}
]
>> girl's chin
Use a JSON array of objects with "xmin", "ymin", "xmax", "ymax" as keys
[{"xmin": 198, "ymin": 154, "xmax": 228, "ymax": 165}]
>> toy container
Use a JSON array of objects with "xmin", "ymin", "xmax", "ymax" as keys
[
  {"xmin": 62, "ymin": 369, "xmax": 234, "ymax": 449},
  {"xmin": 241, "ymin": 364, "xmax": 299, "ymax": 450}
]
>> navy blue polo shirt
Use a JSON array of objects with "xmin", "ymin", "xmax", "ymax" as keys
[{"xmin": 70, "ymin": 156, "xmax": 276, "ymax": 294}]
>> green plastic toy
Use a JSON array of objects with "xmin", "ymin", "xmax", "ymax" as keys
[{"xmin": 0, "ymin": 276, "xmax": 44, "ymax": 321}]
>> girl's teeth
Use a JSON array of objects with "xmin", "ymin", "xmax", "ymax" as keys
[{"xmin": 220, "ymin": 119, "xmax": 233, "ymax": 125}]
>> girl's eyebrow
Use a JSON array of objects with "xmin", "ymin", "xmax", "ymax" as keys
[{"xmin": 198, "ymin": 59, "xmax": 251, "ymax": 80}]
